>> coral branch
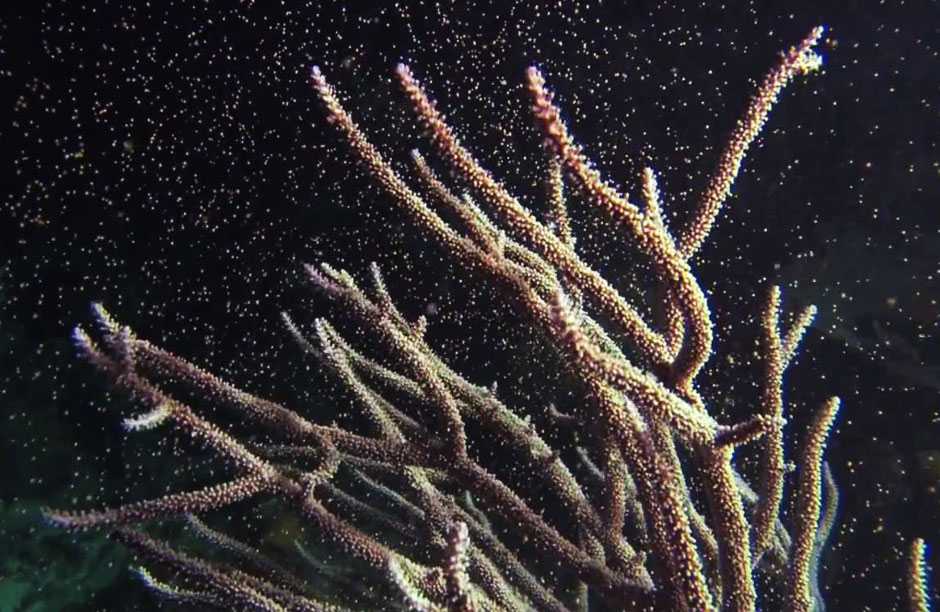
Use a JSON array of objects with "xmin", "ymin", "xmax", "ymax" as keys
[{"xmin": 44, "ymin": 26, "xmax": 870, "ymax": 612}]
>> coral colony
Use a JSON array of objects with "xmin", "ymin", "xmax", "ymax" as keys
[{"xmin": 46, "ymin": 27, "xmax": 933, "ymax": 611}]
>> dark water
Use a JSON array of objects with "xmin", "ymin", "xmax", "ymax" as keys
[{"xmin": 1, "ymin": 1, "xmax": 937, "ymax": 610}]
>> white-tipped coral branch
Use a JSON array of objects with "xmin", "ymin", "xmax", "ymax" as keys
[{"xmin": 46, "ymin": 25, "xmax": 930, "ymax": 612}]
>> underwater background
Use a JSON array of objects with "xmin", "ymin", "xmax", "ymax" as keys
[{"xmin": 1, "ymin": 0, "xmax": 938, "ymax": 609}]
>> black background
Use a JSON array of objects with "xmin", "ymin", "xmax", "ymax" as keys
[{"xmin": 1, "ymin": 0, "xmax": 938, "ymax": 609}]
